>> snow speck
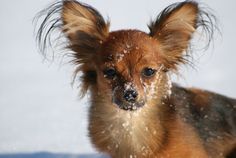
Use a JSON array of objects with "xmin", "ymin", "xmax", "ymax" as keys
[
  {"xmin": 115, "ymin": 144, "xmax": 119, "ymax": 148},
  {"xmin": 167, "ymin": 76, "xmax": 172, "ymax": 96},
  {"xmin": 132, "ymin": 106, "xmax": 137, "ymax": 110},
  {"xmin": 153, "ymin": 130, "xmax": 157, "ymax": 135},
  {"xmin": 116, "ymin": 53, "xmax": 125, "ymax": 62},
  {"xmin": 122, "ymin": 121, "xmax": 129, "ymax": 128},
  {"xmin": 126, "ymin": 43, "xmax": 131, "ymax": 49},
  {"xmin": 124, "ymin": 82, "xmax": 133, "ymax": 91},
  {"xmin": 123, "ymin": 49, "xmax": 128, "ymax": 54}
]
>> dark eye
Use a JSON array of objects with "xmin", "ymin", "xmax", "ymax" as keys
[
  {"xmin": 142, "ymin": 68, "xmax": 156, "ymax": 77},
  {"xmin": 103, "ymin": 68, "xmax": 116, "ymax": 79}
]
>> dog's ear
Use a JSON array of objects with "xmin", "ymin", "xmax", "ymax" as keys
[
  {"xmin": 62, "ymin": 1, "xmax": 110, "ymax": 62},
  {"xmin": 62, "ymin": 1, "xmax": 110, "ymax": 96},
  {"xmin": 148, "ymin": 1, "xmax": 215, "ymax": 71},
  {"xmin": 36, "ymin": 1, "xmax": 110, "ymax": 96},
  {"xmin": 62, "ymin": 1, "xmax": 110, "ymax": 95}
]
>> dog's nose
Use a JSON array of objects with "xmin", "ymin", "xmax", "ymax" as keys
[{"xmin": 123, "ymin": 90, "xmax": 138, "ymax": 102}]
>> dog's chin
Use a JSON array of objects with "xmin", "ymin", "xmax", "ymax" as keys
[{"xmin": 113, "ymin": 98, "xmax": 145, "ymax": 111}]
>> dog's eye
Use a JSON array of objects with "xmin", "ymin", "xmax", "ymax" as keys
[
  {"xmin": 103, "ymin": 68, "xmax": 116, "ymax": 79},
  {"xmin": 142, "ymin": 68, "xmax": 156, "ymax": 77}
]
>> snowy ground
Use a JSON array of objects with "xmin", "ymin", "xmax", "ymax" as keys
[{"xmin": 0, "ymin": 0, "xmax": 236, "ymax": 158}]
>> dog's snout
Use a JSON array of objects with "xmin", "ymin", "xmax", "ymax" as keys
[{"xmin": 123, "ymin": 90, "xmax": 138, "ymax": 102}]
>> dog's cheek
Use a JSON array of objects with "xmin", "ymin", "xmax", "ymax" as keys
[
  {"xmin": 111, "ymin": 86, "xmax": 124, "ymax": 106},
  {"xmin": 142, "ymin": 72, "xmax": 169, "ymax": 101}
]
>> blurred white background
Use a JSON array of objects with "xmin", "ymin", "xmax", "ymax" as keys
[{"xmin": 0, "ymin": 0, "xmax": 235, "ymax": 155}]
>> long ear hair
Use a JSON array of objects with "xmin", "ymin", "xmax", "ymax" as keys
[
  {"xmin": 148, "ymin": 1, "xmax": 219, "ymax": 71},
  {"xmin": 34, "ymin": 0, "xmax": 110, "ymax": 96}
]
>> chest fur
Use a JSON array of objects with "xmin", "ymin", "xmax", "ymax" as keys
[{"xmin": 88, "ymin": 104, "xmax": 165, "ymax": 157}]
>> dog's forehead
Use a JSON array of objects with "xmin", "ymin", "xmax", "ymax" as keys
[{"xmin": 99, "ymin": 30, "xmax": 160, "ymax": 65}]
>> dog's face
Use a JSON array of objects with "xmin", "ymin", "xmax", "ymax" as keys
[{"xmin": 95, "ymin": 31, "xmax": 168, "ymax": 110}]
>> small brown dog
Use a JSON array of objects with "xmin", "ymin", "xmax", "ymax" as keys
[{"xmin": 36, "ymin": 0, "xmax": 236, "ymax": 157}]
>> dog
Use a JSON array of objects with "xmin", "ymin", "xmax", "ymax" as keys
[{"xmin": 35, "ymin": 0, "xmax": 236, "ymax": 157}]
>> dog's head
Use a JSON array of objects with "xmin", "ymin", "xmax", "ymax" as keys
[
  {"xmin": 96, "ymin": 30, "xmax": 169, "ymax": 110},
  {"xmin": 36, "ymin": 1, "xmax": 216, "ymax": 111}
]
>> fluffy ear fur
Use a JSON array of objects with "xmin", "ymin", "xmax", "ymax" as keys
[
  {"xmin": 62, "ymin": 1, "xmax": 110, "ymax": 96},
  {"xmin": 35, "ymin": 0, "xmax": 110, "ymax": 96},
  {"xmin": 148, "ymin": 1, "xmax": 216, "ymax": 71},
  {"xmin": 62, "ymin": 1, "xmax": 109, "ymax": 56}
]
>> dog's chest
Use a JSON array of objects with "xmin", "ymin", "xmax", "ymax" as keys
[{"xmin": 91, "ymin": 108, "xmax": 162, "ymax": 157}]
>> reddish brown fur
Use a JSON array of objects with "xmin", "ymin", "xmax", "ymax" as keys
[
  {"xmin": 189, "ymin": 88, "xmax": 211, "ymax": 110},
  {"xmin": 36, "ymin": 0, "xmax": 236, "ymax": 157}
]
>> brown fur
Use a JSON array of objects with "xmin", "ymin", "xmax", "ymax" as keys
[
  {"xmin": 189, "ymin": 88, "xmax": 211, "ymax": 110},
  {"xmin": 35, "ymin": 0, "xmax": 236, "ymax": 157}
]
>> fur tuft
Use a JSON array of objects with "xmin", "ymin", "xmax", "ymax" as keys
[
  {"xmin": 148, "ymin": 1, "xmax": 218, "ymax": 71},
  {"xmin": 35, "ymin": 0, "xmax": 110, "ymax": 95},
  {"xmin": 34, "ymin": 1, "xmax": 64, "ymax": 59}
]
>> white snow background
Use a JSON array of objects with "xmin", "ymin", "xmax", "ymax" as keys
[{"xmin": 0, "ymin": 0, "xmax": 236, "ymax": 157}]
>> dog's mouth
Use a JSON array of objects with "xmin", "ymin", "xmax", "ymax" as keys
[{"xmin": 113, "ymin": 97, "xmax": 145, "ymax": 111}]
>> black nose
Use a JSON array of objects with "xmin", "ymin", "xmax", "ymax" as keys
[{"xmin": 123, "ymin": 90, "xmax": 138, "ymax": 102}]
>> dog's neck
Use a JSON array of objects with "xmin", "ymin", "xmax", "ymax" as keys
[{"xmin": 88, "ymin": 91, "xmax": 173, "ymax": 157}]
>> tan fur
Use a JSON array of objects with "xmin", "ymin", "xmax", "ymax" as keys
[
  {"xmin": 62, "ymin": 1, "xmax": 109, "ymax": 41},
  {"xmin": 158, "ymin": 117, "xmax": 209, "ymax": 158},
  {"xmin": 149, "ymin": 2, "xmax": 199, "ymax": 71}
]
